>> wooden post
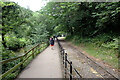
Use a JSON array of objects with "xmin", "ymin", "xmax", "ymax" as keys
[
  {"xmin": 38, "ymin": 44, "xmax": 40, "ymax": 53},
  {"xmin": 65, "ymin": 53, "xmax": 67, "ymax": 78},
  {"xmin": 20, "ymin": 57, "xmax": 23, "ymax": 71},
  {"xmin": 36, "ymin": 45, "xmax": 38, "ymax": 54},
  {"xmin": 70, "ymin": 62, "xmax": 72, "ymax": 80},
  {"xmin": 32, "ymin": 49, "xmax": 34, "ymax": 59}
]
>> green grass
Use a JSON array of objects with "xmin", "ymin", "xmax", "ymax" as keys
[{"xmin": 72, "ymin": 41, "xmax": 118, "ymax": 69}]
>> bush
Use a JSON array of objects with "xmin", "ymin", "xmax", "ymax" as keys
[
  {"xmin": 5, "ymin": 33, "xmax": 27, "ymax": 51},
  {"xmin": 102, "ymin": 38, "xmax": 118, "ymax": 50},
  {"xmin": 6, "ymin": 37, "xmax": 26, "ymax": 50},
  {"xmin": 2, "ymin": 47, "xmax": 18, "ymax": 73},
  {"xmin": 67, "ymin": 34, "xmax": 119, "ymax": 51}
]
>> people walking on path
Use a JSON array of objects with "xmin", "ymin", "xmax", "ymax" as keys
[{"xmin": 50, "ymin": 37, "xmax": 54, "ymax": 50}]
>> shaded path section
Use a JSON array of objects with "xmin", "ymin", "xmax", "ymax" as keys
[{"xmin": 16, "ymin": 42, "xmax": 63, "ymax": 78}]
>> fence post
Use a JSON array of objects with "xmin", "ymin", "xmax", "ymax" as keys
[
  {"xmin": 32, "ymin": 49, "xmax": 34, "ymax": 59},
  {"xmin": 39, "ymin": 44, "xmax": 41, "ymax": 52},
  {"xmin": 20, "ymin": 57, "xmax": 23, "ymax": 71},
  {"xmin": 38, "ymin": 44, "xmax": 40, "ymax": 53},
  {"xmin": 70, "ymin": 62, "xmax": 72, "ymax": 80},
  {"xmin": 63, "ymin": 49, "xmax": 64, "ymax": 64},
  {"xmin": 60, "ymin": 49, "xmax": 63, "ymax": 55},
  {"xmin": 36, "ymin": 46, "xmax": 38, "ymax": 53},
  {"xmin": 65, "ymin": 53, "xmax": 67, "ymax": 78},
  {"xmin": 37, "ymin": 45, "xmax": 39, "ymax": 54}
]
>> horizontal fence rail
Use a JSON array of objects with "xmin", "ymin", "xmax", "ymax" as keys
[
  {"xmin": 56, "ymin": 38, "xmax": 82, "ymax": 80},
  {"xmin": 0, "ymin": 42, "xmax": 48, "ymax": 80}
]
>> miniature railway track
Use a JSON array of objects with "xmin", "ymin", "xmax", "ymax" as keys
[{"xmin": 68, "ymin": 44, "xmax": 119, "ymax": 80}]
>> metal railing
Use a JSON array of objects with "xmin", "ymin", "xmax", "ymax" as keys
[
  {"xmin": 57, "ymin": 38, "xmax": 82, "ymax": 80},
  {"xmin": 0, "ymin": 42, "xmax": 48, "ymax": 80}
]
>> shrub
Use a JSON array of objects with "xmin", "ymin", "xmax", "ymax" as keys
[
  {"xmin": 5, "ymin": 33, "xmax": 27, "ymax": 51},
  {"xmin": 102, "ymin": 38, "xmax": 118, "ymax": 50}
]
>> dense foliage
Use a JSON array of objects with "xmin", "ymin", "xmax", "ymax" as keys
[
  {"xmin": 1, "ymin": 2, "xmax": 119, "ymax": 59},
  {"xmin": 0, "ymin": 1, "xmax": 120, "ymax": 79},
  {"xmin": 0, "ymin": 2, "xmax": 51, "ymax": 78},
  {"xmin": 40, "ymin": 2, "xmax": 119, "ymax": 57},
  {"xmin": 0, "ymin": 2, "xmax": 51, "ymax": 80},
  {"xmin": 48, "ymin": 2, "xmax": 120, "ymax": 37},
  {"xmin": 1, "ymin": 2, "xmax": 52, "ymax": 59}
]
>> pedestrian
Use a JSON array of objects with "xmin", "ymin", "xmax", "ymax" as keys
[
  {"xmin": 53, "ymin": 36, "xmax": 56, "ymax": 40},
  {"xmin": 50, "ymin": 37, "xmax": 54, "ymax": 50}
]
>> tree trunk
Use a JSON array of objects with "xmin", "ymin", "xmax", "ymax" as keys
[{"xmin": 2, "ymin": 32, "xmax": 7, "ymax": 48}]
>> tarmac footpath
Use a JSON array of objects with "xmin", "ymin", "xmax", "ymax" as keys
[{"xmin": 16, "ymin": 42, "xmax": 63, "ymax": 79}]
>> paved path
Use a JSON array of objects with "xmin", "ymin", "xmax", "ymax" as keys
[{"xmin": 16, "ymin": 42, "xmax": 63, "ymax": 78}]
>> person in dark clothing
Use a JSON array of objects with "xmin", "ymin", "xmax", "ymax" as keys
[
  {"xmin": 53, "ymin": 36, "xmax": 56, "ymax": 40},
  {"xmin": 50, "ymin": 37, "xmax": 54, "ymax": 50}
]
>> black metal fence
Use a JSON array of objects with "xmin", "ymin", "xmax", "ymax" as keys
[{"xmin": 56, "ymin": 38, "xmax": 82, "ymax": 80}]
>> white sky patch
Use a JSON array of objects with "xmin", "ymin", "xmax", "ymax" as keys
[{"xmin": 10, "ymin": 0, "xmax": 49, "ymax": 11}]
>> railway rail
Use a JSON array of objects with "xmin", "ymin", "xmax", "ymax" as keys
[
  {"xmin": 67, "ymin": 42, "xmax": 119, "ymax": 80},
  {"xmin": 57, "ymin": 38, "xmax": 82, "ymax": 80},
  {"xmin": 58, "ymin": 39, "xmax": 119, "ymax": 80}
]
